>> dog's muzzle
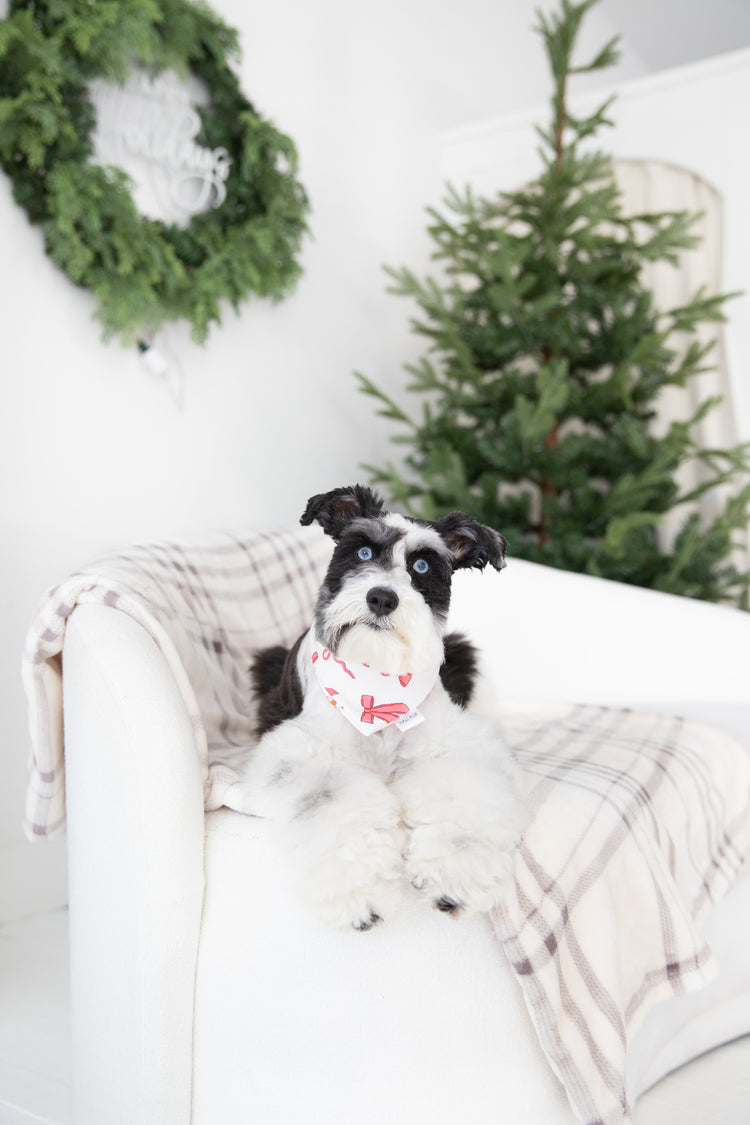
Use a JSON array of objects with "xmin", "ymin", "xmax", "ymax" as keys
[{"xmin": 366, "ymin": 585, "xmax": 399, "ymax": 618}]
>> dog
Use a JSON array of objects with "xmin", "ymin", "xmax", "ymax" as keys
[{"xmin": 242, "ymin": 485, "xmax": 525, "ymax": 932}]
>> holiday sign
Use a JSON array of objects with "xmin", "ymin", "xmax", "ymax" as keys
[{"xmin": 90, "ymin": 69, "xmax": 232, "ymax": 226}]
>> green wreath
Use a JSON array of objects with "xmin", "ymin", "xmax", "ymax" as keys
[{"xmin": 0, "ymin": 0, "xmax": 309, "ymax": 343}]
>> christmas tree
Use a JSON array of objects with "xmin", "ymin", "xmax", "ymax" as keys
[{"xmin": 357, "ymin": 0, "xmax": 750, "ymax": 608}]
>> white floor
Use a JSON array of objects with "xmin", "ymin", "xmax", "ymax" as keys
[
  {"xmin": 0, "ymin": 910, "xmax": 70, "ymax": 1125},
  {"xmin": 1, "ymin": 909, "xmax": 749, "ymax": 1125}
]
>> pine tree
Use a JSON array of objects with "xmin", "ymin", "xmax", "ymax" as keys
[{"xmin": 357, "ymin": 0, "xmax": 750, "ymax": 608}]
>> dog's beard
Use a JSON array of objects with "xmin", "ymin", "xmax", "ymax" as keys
[
  {"xmin": 335, "ymin": 621, "xmax": 441, "ymax": 674},
  {"xmin": 316, "ymin": 572, "xmax": 446, "ymax": 675}
]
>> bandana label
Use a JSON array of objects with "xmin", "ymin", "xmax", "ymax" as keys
[{"xmin": 309, "ymin": 639, "xmax": 439, "ymax": 736}]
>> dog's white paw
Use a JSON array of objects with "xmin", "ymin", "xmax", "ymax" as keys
[
  {"xmin": 287, "ymin": 773, "xmax": 406, "ymax": 932},
  {"xmin": 302, "ymin": 834, "xmax": 405, "ymax": 932},
  {"xmin": 405, "ymin": 821, "xmax": 517, "ymax": 917},
  {"xmin": 395, "ymin": 751, "xmax": 523, "ymax": 917},
  {"xmin": 314, "ymin": 864, "xmax": 402, "ymax": 932}
]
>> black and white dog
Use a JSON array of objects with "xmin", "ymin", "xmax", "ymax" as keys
[{"xmin": 243, "ymin": 485, "xmax": 524, "ymax": 931}]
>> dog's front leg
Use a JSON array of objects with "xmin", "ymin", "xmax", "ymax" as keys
[
  {"xmin": 241, "ymin": 714, "xmax": 405, "ymax": 931},
  {"xmin": 392, "ymin": 699, "xmax": 524, "ymax": 917}
]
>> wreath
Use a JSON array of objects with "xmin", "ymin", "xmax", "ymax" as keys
[{"xmin": 0, "ymin": 0, "xmax": 309, "ymax": 343}]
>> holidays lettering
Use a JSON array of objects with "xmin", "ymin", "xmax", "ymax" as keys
[{"xmin": 90, "ymin": 70, "xmax": 232, "ymax": 219}]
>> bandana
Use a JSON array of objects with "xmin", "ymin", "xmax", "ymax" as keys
[{"xmin": 309, "ymin": 638, "xmax": 441, "ymax": 736}]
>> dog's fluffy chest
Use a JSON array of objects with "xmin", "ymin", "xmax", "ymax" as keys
[{"xmin": 348, "ymin": 722, "xmax": 408, "ymax": 783}]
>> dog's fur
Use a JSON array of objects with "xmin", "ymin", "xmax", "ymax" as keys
[{"xmin": 242, "ymin": 485, "xmax": 525, "ymax": 931}]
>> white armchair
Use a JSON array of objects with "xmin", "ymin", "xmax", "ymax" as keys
[{"xmin": 25, "ymin": 527, "xmax": 750, "ymax": 1125}]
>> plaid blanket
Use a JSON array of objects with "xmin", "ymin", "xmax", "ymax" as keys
[
  {"xmin": 22, "ymin": 529, "xmax": 750, "ymax": 1125},
  {"xmin": 22, "ymin": 525, "xmax": 334, "ymax": 837},
  {"xmin": 491, "ymin": 702, "xmax": 749, "ymax": 1124}
]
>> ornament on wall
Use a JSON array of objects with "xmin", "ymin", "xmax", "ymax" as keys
[{"xmin": 0, "ymin": 0, "xmax": 310, "ymax": 345}]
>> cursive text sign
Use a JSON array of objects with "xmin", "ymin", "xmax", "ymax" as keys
[{"xmin": 90, "ymin": 69, "xmax": 232, "ymax": 225}]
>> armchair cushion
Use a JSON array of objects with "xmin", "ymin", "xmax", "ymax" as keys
[{"xmin": 23, "ymin": 528, "xmax": 750, "ymax": 1125}]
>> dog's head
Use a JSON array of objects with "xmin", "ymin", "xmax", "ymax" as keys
[{"xmin": 301, "ymin": 485, "xmax": 507, "ymax": 673}]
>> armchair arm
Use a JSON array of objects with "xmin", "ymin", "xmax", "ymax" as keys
[
  {"xmin": 449, "ymin": 559, "xmax": 750, "ymax": 743},
  {"xmin": 63, "ymin": 604, "xmax": 206, "ymax": 1125}
]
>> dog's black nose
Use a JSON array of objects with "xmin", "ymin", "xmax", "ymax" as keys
[{"xmin": 366, "ymin": 586, "xmax": 399, "ymax": 617}]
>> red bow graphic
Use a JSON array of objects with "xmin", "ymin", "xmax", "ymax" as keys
[{"xmin": 360, "ymin": 695, "xmax": 411, "ymax": 725}]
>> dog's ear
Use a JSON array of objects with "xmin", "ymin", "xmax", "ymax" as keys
[
  {"xmin": 432, "ymin": 512, "xmax": 508, "ymax": 572},
  {"xmin": 300, "ymin": 485, "xmax": 385, "ymax": 540}
]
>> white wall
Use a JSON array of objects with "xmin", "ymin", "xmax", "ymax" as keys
[{"xmin": 2, "ymin": 0, "xmax": 748, "ymax": 919}]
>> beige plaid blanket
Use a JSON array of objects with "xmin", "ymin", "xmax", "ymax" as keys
[{"xmin": 22, "ymin": 529, "xmax": 750, "ymax": 1125}]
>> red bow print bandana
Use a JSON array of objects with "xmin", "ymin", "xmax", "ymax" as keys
[{"xmin": 309, "ymin": 639, "xmax": 441, "ymax": 736}]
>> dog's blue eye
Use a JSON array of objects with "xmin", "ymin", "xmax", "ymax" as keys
[
  {"xmin": 357, "ymin": 546, "xmax": 373, "ymax": 561},
  {"xmin": 413, "ymin": 558, "xmax": 429, "ymax": 574}
]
